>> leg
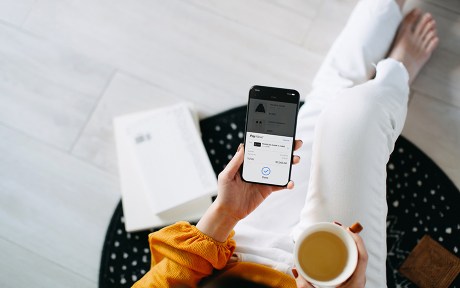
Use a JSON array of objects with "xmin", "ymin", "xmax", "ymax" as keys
[
  {"xmin": 292, "ymin": 58, "xmax": 410, "ymax": 286},
  {"xmin": 235, "ymin": 0, "xmax": 406, "ymax": 235},
  {"xmin": 232, "ymin": 0, "xmax": 407, "ymax": 269},
  {"xmin": 232, "ymin": 0, "xmax": 439, "ymax": 279},
  {"xmin": 289, "ymin": 0, "xmax": 408, "ymax": 220},
  {"xmin": 312, "ymin": 0, "xmax": 403, "ymax": 93},
  {"xmin": 292, "ymin": 13, "xmax": 439, "ymax": 285}
]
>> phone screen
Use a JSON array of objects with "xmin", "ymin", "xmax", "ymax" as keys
[{"xmin": 241, "ymin": 86, "xmax": 299, "ymax": 186}]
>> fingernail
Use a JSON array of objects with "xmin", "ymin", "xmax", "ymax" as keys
[
  {"xmin": 333, "ymin": 221, "xmax": 342, "ymax": 226},
  {"xmin": 237, "ymin": 143, "xmax": 243, "ymax": 152},
  {"xmin": 292, "ymin": 268, "xmax": 299, "ymax": 278},
  {"xmin": 349, "ymin": 222, "xmax": 363, "ymax": 233}
]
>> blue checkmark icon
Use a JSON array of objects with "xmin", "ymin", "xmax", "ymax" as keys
[{"xmin": 261, "ymin": 167, "xmax": 271, "ymax": 176}]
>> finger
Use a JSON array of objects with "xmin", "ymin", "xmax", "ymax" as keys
[
  {"xmin": 347, "ymin": 226, "xmax": 368, "ymax": 269},
  {"xmin": 339, "ymin": 227, "xmax": 368, "ymax": 288},
  {"xmin": 347, "ymin": 227, "xmax": 368, "ymax": 258},
  {"xmin": 349, "ymin": 222, "xmax": 363, "ymax": 234},
  {"xmin": 271, "ymin": 180, "xmax": 295, "ymax": 193},
  {"xmin": 294, "ymin": 139, "xmax": 303, "ymax": 151},
  {"xmin": 339, "ymin": 253, "xmax": 367, "ymax": 288},
  {"xmin": 295, "ymin": 274, "xmax": 315, "ymax": 288},
  {"xmin": 292, "ymin": 155, "xmax": 301, "ymax": 165},
  {"xmin": 221, "ymin": 144, "xmax": 244, "ymax": 179}
]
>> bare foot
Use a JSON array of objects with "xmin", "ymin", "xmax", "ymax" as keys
[{"xmin": 388, "ymin": 9, "xmax": 439, "ymax": 84}]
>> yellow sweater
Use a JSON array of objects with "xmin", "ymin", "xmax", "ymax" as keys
[{"xmin": 132, "ymin": 221, "xmax": 296, "ymax": 288}]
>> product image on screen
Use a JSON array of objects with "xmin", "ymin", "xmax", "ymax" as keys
[{"xmin": 242, "ymin": 97, "xmax": 297, "ymax": 186}]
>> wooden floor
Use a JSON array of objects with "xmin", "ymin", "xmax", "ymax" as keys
[{"xmin": 0, "ymin": 0, "xmax": 458, "ymax": 286}]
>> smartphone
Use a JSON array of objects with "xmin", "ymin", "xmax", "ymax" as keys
[{"xmin": 241, "ymin": 85, "xmax": 300, "ymax": 187}]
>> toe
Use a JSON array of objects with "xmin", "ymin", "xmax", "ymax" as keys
[
  {"xmin": 410, "ymin": 8, "xmax": 422, "ymax": 18},
  {"xmin": 426, "ymin": 37, "xmax": 439, "ymax": 53},
  {"xmin": 420, "ymin": 18, "xmax": 436, "ymax": 37},
  {"xmin": 403, "ymin": 8, "xmax": 421, "ymax": 26},
  {"xmin": 423, "ymin": 30, "xmax": 437, "ymax": 49},
  {"xmin": 415, "ymin": 13, "xmax": 433, "ymax": 35},
  {"xmin": 401, "ymin": 9, "xmax": 422, "ymax": 34}
]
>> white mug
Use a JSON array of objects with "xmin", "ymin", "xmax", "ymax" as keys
[{"xmin": 293, "ymin": 222, "xmax": 358, "ymax": 287}]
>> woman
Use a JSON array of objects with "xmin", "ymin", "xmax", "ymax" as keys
[{"xmin": 133, "ymin": 0, "xmax": 438, "ymax": 286}]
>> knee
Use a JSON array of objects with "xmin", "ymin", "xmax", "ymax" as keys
[
  {"xmin": 319, "ymin": 88, "xmax": 387, "ymax": 137},
  {"xmin": 314, "ymin": 87, "xmax": 395, "ymax": 163}
]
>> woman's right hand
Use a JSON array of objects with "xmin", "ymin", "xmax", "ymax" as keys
[
  {"xmin": 197, "ymin": 141, "xmax": 302, "ymax": 242},
  {"xmin": 293, "ymin": 223, "xmax": 368, "ymax": 288},
  {"xmin": 213, "ymin": 141, "xmax": 302, "ymax": 221}
]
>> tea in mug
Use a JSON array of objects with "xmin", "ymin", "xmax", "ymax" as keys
[{"xmin": 298, "ymin": 231, "xmax": 348, "ymax": 281}]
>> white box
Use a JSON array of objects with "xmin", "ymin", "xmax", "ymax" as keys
[{"xmin": 114, "ymin": 103, "xmax": 216, "ymax": 232}]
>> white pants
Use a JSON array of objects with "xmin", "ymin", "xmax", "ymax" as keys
[{"xmin": 233, "ymin": 0, "xmax": 409, "ymax": 287}]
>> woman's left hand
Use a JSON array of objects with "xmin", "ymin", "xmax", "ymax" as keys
[
  {"xmin": 293, "ymin": 223, "xmax": 368, "ymax": 288},
  {"xmin": 337, "ymin": 226, "xmax": 368, "ymax": 288}
]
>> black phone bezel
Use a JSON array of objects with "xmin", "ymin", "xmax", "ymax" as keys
[{"xmin": 240, "ymin": 85, "xmax": 300, "ymax": 187}]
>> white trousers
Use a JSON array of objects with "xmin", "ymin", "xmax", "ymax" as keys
[{"xmin": 233, "ymin": 0, "xmax": 409, "ymax": 287}]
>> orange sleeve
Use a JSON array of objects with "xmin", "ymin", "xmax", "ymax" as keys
[{"xmin": 132, "ymin": 221, "xmax": 236, "ymax": 288}]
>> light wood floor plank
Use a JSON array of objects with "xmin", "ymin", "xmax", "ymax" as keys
[
  {"xmin": 185, "ymin": 0, "xmax": 320, "ymax": 45},
  {"xmin": 0, "ymin": 23, "xmax": 114, "ymax": 150},
  {"xmin": 0, "ymin": 124, "xmax": 120, "ymax": 283},
  {"xmin": 425, "ymin": 0, "xmax": 460, "ymax": 14},
  {"xmin": 0, "ymin": 0, "xmax": 35, "ymax": 26},
  {"xmin": 0, "ymin": 237, "xmax": 94, "ymax": 288},
  {"xmin": 301, "ymin": 0, "xmax": 358, "ymax": 56},
  {"xmin": 23, "ymin": 0, "xmax": 323, "ymax": 116},
  {"xmin": 403, "ymin": 91, "xmax": 460, "ymax": 189},
  {"xmin": 412, "ymin": 48, "xmax": 460, "ymax": 109},
  {"xmin": 71, "ymin": 72, "xmax": 187, "ymax": 174}
]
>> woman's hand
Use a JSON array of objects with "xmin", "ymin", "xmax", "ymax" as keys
[
  {"xmin": 293, "ymin": 223, "xmax": 368, "ymax": 288},
  {"xmin": 196, "ymin": 141, "xmax": 302, "ymax": 242},
  {"xmin": 214, "ymin": 140, "xmax": 303, "ymax": 221},
  {"xmin": 338, "ymin": 226, "xmax": 368, "ymax": 288}
]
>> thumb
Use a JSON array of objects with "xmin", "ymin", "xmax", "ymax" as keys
[{"xmin": 221, "ymin": 144, "xmax": 244, "ymax": 179}]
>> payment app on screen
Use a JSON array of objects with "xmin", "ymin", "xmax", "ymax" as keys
[{"xmin": 242, "ymin": 86, "xmax": 299, "ymax": 186}]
